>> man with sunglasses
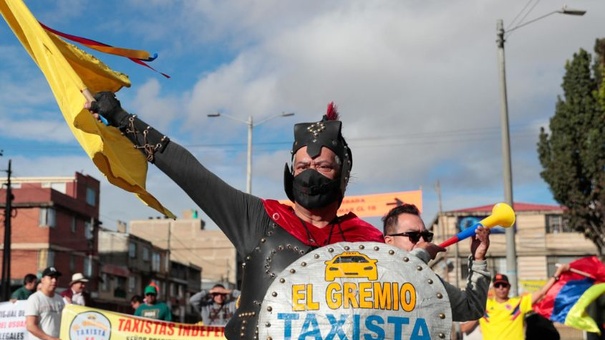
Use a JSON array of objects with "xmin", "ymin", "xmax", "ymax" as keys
[
  {"xmin": 462, "ymin": 265, "xmax": 570, "ymax": 340},
  {"xmin": 383, "ymin": 203, "xmax": 492, "ymax": 322}
]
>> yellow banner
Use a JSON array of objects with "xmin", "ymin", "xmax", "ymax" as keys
[
  {"xmin": 280, "ymin": 190, "xmax": 422, "ymax": 218},
  {"xmin": 60, "ymin": 305, "xmax": 226, "ymax": 340}
]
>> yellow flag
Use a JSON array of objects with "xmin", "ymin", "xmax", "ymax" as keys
[{"xmin": 0, "ymin": 0, "xmax": 175, "ymax": 218}]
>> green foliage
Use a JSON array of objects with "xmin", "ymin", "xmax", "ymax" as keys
[{"xmin": 537, "ymin": 41, "xmax": 605, "ymax": 254}]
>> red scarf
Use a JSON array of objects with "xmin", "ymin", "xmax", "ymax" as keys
[{"xmin": 262, "ymin": 199, "xmax": 384, "ymax": 246}]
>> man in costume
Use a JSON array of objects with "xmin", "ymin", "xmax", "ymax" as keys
[
  {"xmin": 383, "ymin": 203, "xmax": 491, "ymax": 321},
  {"xmin": 87, "ymin": 92, "xmax": 384, "ymax": 339}
]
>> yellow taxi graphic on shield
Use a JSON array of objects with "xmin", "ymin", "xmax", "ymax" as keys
[{"xmin": 324, "ymin": 251, "xmax": 378, "ymax": 281}]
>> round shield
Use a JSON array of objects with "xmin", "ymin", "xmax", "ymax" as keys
[{"xmin": 258, "ymin": 242, "xmax": 452, "ymax": 339}]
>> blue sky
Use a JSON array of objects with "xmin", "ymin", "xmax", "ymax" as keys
[{"xmin": 1, "ymin": 0, "xmax": 604, "ymax": 231}]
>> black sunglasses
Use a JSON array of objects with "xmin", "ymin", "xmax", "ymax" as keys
[
  {"xmin": 494, "ymin": 283, "xmax": 509, "ymax": 288},
  {"xmin": 387, "ymin": 231, "xmax": 433, "ymax": 243}
]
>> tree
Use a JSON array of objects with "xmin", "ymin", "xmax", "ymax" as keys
[{"xmin": 537, "ymin": 40, "xmax": 605, "ymax": 254}]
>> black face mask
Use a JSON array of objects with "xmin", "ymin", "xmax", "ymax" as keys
[{"xmin": 292, "ymin": 169, "xmax": 341, "ymax": 209}]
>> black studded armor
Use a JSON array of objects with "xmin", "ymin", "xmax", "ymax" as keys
[{"xmin": 225, "ymin": 222, "xmax": 315, "ymax": 339}]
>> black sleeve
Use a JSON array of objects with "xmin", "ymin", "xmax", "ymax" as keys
[{"xmin": 153, "ymin": 140, "xmax": 271, "ymax": 256}]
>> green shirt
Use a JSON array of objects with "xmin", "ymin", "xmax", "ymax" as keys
[
  {"xmin": 10, "ymin": 286, "xmax": 33, "ymax": 300},
  {"xmin": 135, "ymin": 302, "xmax": 172, "ymax": 321}
]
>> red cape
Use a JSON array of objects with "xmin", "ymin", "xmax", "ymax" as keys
[{"xmin": 262, "ymin": 199, "xmax": 384, "ymax": 247}]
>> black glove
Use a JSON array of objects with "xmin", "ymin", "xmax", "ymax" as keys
[{"xmin": 89, "ymin": 91, "xmax": 131, "ymax": 127}]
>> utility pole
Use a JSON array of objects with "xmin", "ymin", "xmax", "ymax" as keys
[
  {"xmin": 495, "ymin": 7, "xmax": 585, "ymax": 295},
  {"xmin": 1, "ymin": 160, "xmax": 13, "ymax": 301}
]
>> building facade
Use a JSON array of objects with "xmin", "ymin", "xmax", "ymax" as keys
[
  {"xmin": 1, "ymin": 172, "xmax": 202, "ymax": 323},
  {"xmin": 129, "ymin": 214, "xmax": 237, "ymax": 288},
  {"xmin": 0, "ymin": 172, "xmax": 100, "ymax": 295}
]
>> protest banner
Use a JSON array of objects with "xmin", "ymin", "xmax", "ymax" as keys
[
  {"xmin": 0, "ymin": 300, "xmax": 27, "ymax": 340},
  {"xmin": 60, "ymin": 304, "xmax": 226, "ymax": 340}
]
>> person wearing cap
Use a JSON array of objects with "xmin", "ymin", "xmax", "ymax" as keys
[
  {"xmin": 461, "ymin": 265, "xmax": 570, "ymax": 339},
  {"xmin": 383, "ymin": 203, "xmax": 492, "ymax": 322},
  {"xmin": 135, "ymin": 285, "xmax": 172, "ymax": 321},
  {"xmin": 189, "ymin": 284, "xmax": 241, "ymax": 326},
  {"xmin": 25, "ymin": 266, "xmax": 65, "ymax": 340},
  {"xmin": 87, "ymin": 93, "xmax": 384, "ymax": 339},
  {"xmin": 10, "ymin": 273, "xmax": 38, "ymax": 302},
  {"xmin": 61, "ymin": 272, "xmax": 93, "ymax": 306}
]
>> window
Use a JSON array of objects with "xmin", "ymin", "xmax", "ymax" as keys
[
  {"xmin": 71, "ymin": 217, "xmax": 77, "ymax": 233},
  {"xmin": 100, "ymin": 273, "xmax": 109, "ymax": 292},
  {"xmin": 85, "ymin": 220, "xmax": 93, "ymax": 240},
  {"xmin": 38, "ymin": 250, "xmax": 56, "ymax": 271},
  {"xmin": 546, "ymin": 214, "xmax": 572, "ymax": 233},
  {"xmin": 142, "ymin": 247, "xmax": 150, "ymax": 262},
  {"xmin": 84, "ymin": 257, "xmax": 91, "ymax": 277},
  {"xmin": 547, "ymin": 256, "xmax": 577, "ymax": 277},
  {"xmin": 39, "ymin": 208, "xmax": 56, "ymax": 228},
  {"xmin": 86, "ymin": 187, "xmax": 96, "ymax": 206},
  {"xmin": 128, "ymin": 242, "xmax": 137, "ymax": 259},
  {"xmin": 128, "ymin": 276, "xmax": 136, "ymax": 293},
  {"xmin": 152, "ymin": 252, "xmax": 161, "ymax": 272},
  {"xmin": 115, "ymin": 277, "xmax": 126, "ymax": 298}
]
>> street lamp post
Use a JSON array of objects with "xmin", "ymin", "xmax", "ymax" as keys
[
  {"xmin": 208, "ymin": 112, "xmax": 295, "ymax": 194},
  {"xmin": 496, "ymin": 6, "xmax": 585, "ymax": 296}
]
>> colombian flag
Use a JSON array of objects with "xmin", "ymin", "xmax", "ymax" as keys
[
  {"xmin": 534, "ymin": 256, "xmax": 605, "ymax": 334},
  {"xmin": 0, "ymin": 0, "xmax": 175, "ymax": 218}
]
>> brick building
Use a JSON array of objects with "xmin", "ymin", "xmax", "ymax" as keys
[{"xmin": 0, "ymin": 172, "xmax": 100, "ymax": 297}]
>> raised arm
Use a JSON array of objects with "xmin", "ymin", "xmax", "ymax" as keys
[{"xmin": 531, "ymin": 263, "xmax": 570, "ymax": 304}]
